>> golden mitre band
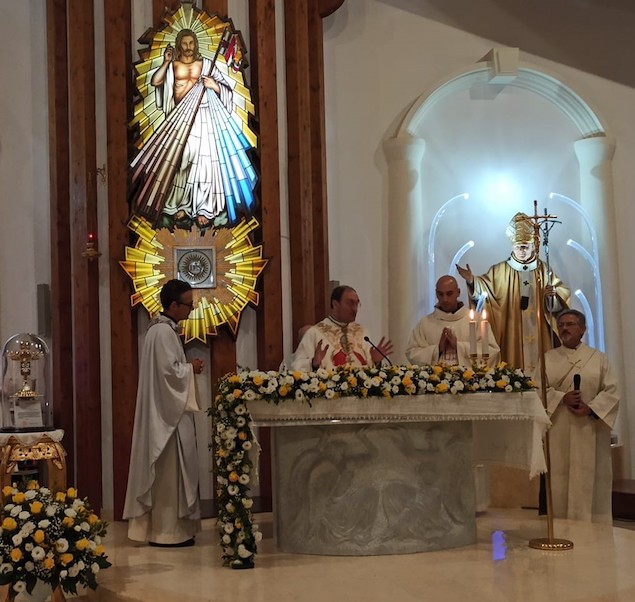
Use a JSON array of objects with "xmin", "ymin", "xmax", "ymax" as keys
[{"xmin": 505, "ymin": 212, "xmax": 533, "ymax": 244}]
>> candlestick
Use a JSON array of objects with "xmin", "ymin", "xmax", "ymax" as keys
[
  {"xmin": 481, "ymin": 308, "xmax": 490, "ymax": 359},
  {"xmin": 469, "ymin": 309, "xmax": 477, "ymax": 358}
]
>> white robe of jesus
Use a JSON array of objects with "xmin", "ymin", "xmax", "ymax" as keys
[
  {"xmin": 123, "ymin": 315, "xmax": 201, "ymax": 543},
  {"xmin": 543, "ymin": 342, "xmax": 619, "ymax": 523}
]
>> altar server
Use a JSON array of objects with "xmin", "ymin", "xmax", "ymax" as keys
[
  {"xmin": 124, "ymin": 279, "xmax": 205, "ymax": 545},
  {"xmin": 542, "ymin": 309, "xmax": 619, "ymax": 523}
]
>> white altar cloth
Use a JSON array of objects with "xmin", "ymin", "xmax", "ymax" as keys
[{"xmin": 247, "ymin": 391, "xmax": 550, "ymax": 478}]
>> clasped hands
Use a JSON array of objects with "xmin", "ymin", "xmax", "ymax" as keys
[
  {"xmin": 438, "ymin": 328, "xmax": 457, "ymax": 354},
  {"xmin": 562, "ymin": 390, "xmax": 592, "ymax": 416}
]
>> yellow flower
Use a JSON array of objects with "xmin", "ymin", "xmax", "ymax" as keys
[
  {"xmin": 229, "ymin": 472, "xmax": 239, "ymax": 482},
  {"xmin": 253, "ymin": 376, "xmax": 264, "ymax": 386},
  {"xmin": 318, "ymin": 383, "xmax": 326, "ymax": 392},
  {"xmin": 63, "ymin": 517, "xmax": 74, "ymax": 528},
  {"xmin": 95, "ymin": 545, "xmax": 105, "ymax": 556},
  {"xmin": 436, "ymin": 382, "xmax": 450, "ymax": 393},
  {"xmin": 33, "ymin": 530, "xmax": 45, "ymax": 544},
  {"xmin": 497, "ymin": 361, "xmax": 508, "ymax": 370},
  {"xmin": 26, "ymin": 481, "xmax": 39, "ymax": 490},
  {"xmin": 55, "ymin": 492, "xmax": 66, "ymax": 503},
  {"xmin": 402, "ymin": 376, "xmax": 413, "ymax": 387},
  {"xmin": 292, "ymin": 371, "xmax": 303, "ymax": 380},
  {"xmin": 88, "ymin": 514, "xmax": 99, "ymax": 526},
  {"xmin": 12, "ymin": 492, "xmax": 25, "ymax": 504},
  {"xmin": 238, "ymin": 432, "xmax": 247, "ymax": 440},
  {"xmin": 235, "ymin": 521, "xmax": 242, "ymax": 529},
  {"xmin": 347, "ymin": 376, "xmax": 357, "ymax": 387},
  {"xmin": 60, "ymin": 553, "xmax": 74, "ymax": 566},
  {"xmin": 66, "ymin": 488, "xmax": 77, "ymax": 500},
  {"xmin": 382, "ymin": 389, "xmax": 391, "ymax": 397},
  {"xmin": 278, "ymin": 386, "xmax": 289, "ymax": 397},
  {"xmin": 496, "ymin": 379, "xmax": 507, "ymax": 389},
  {"xmin": 30, "ymin": 501, "xmax": 43, "ymax": 514},
  {"xmin": 75, "ymin": 538, "xmax": 89, "ymax": 551},
  {"xmin": 10, "ymin": 549, "xmax": 22, "ymax": 562},
  {"xmin": 217, "ymin": 448, "xmax": 227, "ymax": 458},
  {"xmin": 432, "ymin": 365, "xmax": 443, "ymax": 375},
  {"xmin": 232, "ymin": 389, "xmax": 242, "ymax": 399},
  {"xmin": 229, "ymin": 375, "xmax": 240, "ymax": 383},
  {"xmin": 2, "ymin": 517, "xmax": 17, "ymax": 531},
  {"xmin": 462, "ymin": 369, "xmax": 475, "ymax": 380},
  {"xmin": 2, "ymin": 486, "xmax": 13, "ymax": 497},
  {"xmin": 361, "ymin": 388, "xmax": 368, "ymax": 397},
  {"xmin": 43, "ymin": 557, "xmax": 55, "ymax": 570}
]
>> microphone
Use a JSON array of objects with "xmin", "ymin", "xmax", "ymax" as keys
[
  {"xmin": 573, "ymin": 374, "xmax": 581, "ymax": 390},
  {"xmin": 364, "ymin": 336, "xmax": 393, "ymax": 366}
]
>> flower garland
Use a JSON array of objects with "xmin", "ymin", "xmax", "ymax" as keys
[
  {"xmin": 0, "ymin": 481, "xmax": 111, "ymax": 598},
  {"xmin": 210, "ymin": 362, "xmax": 534, "ymax": 568}
]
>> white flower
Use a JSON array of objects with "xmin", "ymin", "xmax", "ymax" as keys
[
  {"xmin": 324, "ymin": 389, "xmax": 335, "ymax": 399},
  {"xmin": 74, "ymin": 525, "xmax": 82, "ymax": 531},
  {"xmin": 0, "ymin": 563, "xmax": 13, "ymax": 574},
  {"xmin": 55, "ymin": 538, "xmax": 69, "ymax": 553},
  {"xmin": 238, "ymin": 474, "xmax": 250, "ymax": 485},
  {"xmin": 242, "ymin": 498, "xmax": 254, "ymax": 509},
  {"xmin": 295, "ymin": 389, "xmax": 305, "ymax": 401},
  {"xmin": 31, "ymin": 546, "xmax": 45, "ymax": 561},
  {"xmin": 316, "ymin": 368, "xmax": 328, "ymax": 379},
  {"xmin": 363, "ymin": 380, "xmax": 372, "ymax": 389},
  {"xmin": 254, "ymin": 531, "xmax": 263, "ymax": 542},
  {"xmin": 222, "ymin": 534, "xmax": 231, "ymax": 544},
  {"xmin": 21, "ymin": 521, "xmax": 35, "ymax": 536},
  {"xmin": 10, "ymin": 506, "xmax": 21, "ymax": 517},
  {"xmin": 69, "ymin": 565, "xmax": 80, "ymax": 578},
  {"xmin": 24, "ymin": 490, "xmax": 37, "ymax": 500},
  {"xmin": 13, "ymin": 581, "xmax": 26, "ymax": 593},
  {"xmin": 227, "ymin": 485, "xmax": 239, "ymax": 496},
  {"xmin": 77, "ymin": 560, "xmax": 85, "ymax": 570},
  {"xmin": 60, "ymin": 570, "xmax": 68, "ymax": 579},
  {"xmin": 24, "ymin": 561, "xmax": 34, "ymax": 572},
  {"xmin": 237, "ymin": 544, "xmax": 253, "ymax": 558},
  {"xmin": 225, "ymin": 502, "xmax": 235, "ymax": 512},
  {"xmin": 426, "ymin": 383, "xmax": 435, "ymax": 391},
  {"xmin": 81, "ymin": 522, "xmax": 90, "ymax": 531},
  {"xmin": 4, "ymin": 504, "xmax": 14, "ymax": 512},
  {"xmin": 236, "ymin": 416, "xmax": 246, "ymax": 427},
  {"xmin": 454, "ymin": 381, "xmax": 465, "ymax": 392},
  {"xmin": 243, "ymin": 389, "xmax": 257, "ymax": 401},
  {"xmin": 242, "ymin": 441, "xmax": 252, "ymax": 451},
  {"xmin": 18, "ymin": 511, "xmax": 30, "ymax": 520},
  {"xmin": 514, "ymin": 381, "xmax": 521, "ymax": 388},
  {"xmin": 217, "ymin": 423, "xmax": 226, "ymax": 433},
  {"xmin": 45, "ymin": 505, "xmax": 56, "ymax": 517},
  {"xmin": 11, "ymin": 534, "xmax": 23, "ymax": 546},
  {"xmin": 24, "ymin": 543, "xmax": 33, "ymax": 552},
  {"xmin": 392, "ymin": 385, "xmax": 399, "ymax": 394},
  {"xmin": 340, "ymin": 382, "xmax": 349, "ymax": 391},
  {"xmin": 223, "ymin": 523, "xmax": 235, "ymax": 534},
  {"xmin": 505, "ymin": 384, "xmax": 513, "ymax": 392},
  {"xmin": 91, "ymin": 563, "xmax": 100, "ymax": 574},
  {"xmin": 391, "ymin": 376, "xmax": 401, "ymax": 385}
]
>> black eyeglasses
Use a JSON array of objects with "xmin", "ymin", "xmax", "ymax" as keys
[{"xmin": 177, "ymin": 301, "xmax": 194, "ymax": 309}]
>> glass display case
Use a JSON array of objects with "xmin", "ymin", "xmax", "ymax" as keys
[{"xmin": 1, "ymin": 333, "xmax": 53, "ymax": 432}]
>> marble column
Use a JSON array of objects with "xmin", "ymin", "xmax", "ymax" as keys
[
  {"xmin": 574, "ymin": 137, "xmax": 628, "ymax": 462},
  {"xmin": 383, "ymin": 135, "xmax": 426, "ymax": 363}
]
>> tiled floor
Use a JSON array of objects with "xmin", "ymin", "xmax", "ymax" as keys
[{"xmin": 85, "ymin": 510, "xmax": 635, "ymax": 601}]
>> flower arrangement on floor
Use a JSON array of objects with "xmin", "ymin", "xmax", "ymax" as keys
[
  {"xmin": 210, "ymin": 361, "xmax": 534, "ymax": 568},
  {"xmin": 0, "ymin": 481, "xmax": 111, "ymax": 599}
]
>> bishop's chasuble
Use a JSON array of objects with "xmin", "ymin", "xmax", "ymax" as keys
[{"xmin": 469, "ymin": 257, "xmax": 570, "ymax": 372}]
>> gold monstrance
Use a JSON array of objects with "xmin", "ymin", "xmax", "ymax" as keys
[{"xmin": 9, "ymin": 341, "xmax": 44, "ymax": 401}]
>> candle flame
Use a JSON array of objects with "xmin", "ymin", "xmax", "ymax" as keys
[
  {"xmin": 482, "ymin": 309, "xmax": 487, "ymax": 320},
  {"xmin": 470, "ymin": 309, "xmax": 475, "ymax": 320}
]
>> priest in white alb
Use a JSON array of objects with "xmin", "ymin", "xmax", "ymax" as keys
[
  {"xmin": 406, "ymin": 275, "xmax": 499, "ymax": 367},
  {"xmin": 124, "ymin": 279, "xmax": 205, "ymax": 546},
  {"xmin": 542, "ymin": 309, "xmax": 619, "ymax": 523}
]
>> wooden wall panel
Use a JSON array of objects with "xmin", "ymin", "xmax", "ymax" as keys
[
  {"xmin": 67, "ymin": 0, "xmax": 102, "ymax": 508},
  {"xmin": 47, "ymin": 0, "xmax": 74, "ymax": 477},
  {"xmin": 104, "ymin": 0, "xmax": 135, "ymax": 521}
]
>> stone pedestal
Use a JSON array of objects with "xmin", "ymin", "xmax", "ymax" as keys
[{"xmin": 272, "ymin": 421, "xmax": 475, "ymax": 555}]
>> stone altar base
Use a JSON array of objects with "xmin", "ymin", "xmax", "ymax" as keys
[{"xmin": 272, "ymin": 421, "xmax": 476, "ymax": 555}]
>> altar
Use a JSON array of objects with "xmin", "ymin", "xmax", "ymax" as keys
[{"xmin": 248, "ymin": 392, "xmax": 549, "ymax": 556}]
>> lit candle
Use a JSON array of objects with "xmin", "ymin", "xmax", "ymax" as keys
[
  {"xmin": 469, "ymin": 309, "xmax": 477, "ymax": 357},
  {"xmin": 481, "ymin": 308, "xmax": 489, "ymax": 357}
]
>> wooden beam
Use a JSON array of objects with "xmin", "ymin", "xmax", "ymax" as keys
[
  {"xmin": 104, "ymin": 0, "xmax": 136, "ymax": 521},
  {"xmin": 47, "ymin": 0, "xmax": 74, "ymax": 478},
  {"xmin": 308, "ymin": 0, "xmax": 330, "ymax": 319},
  {"xmin": 285, "ymin": 0, "xmax": 318, "ymax": 346},
  {"xmin": 67, "ymin": 0, "xmax": 102, "ymax": 508}
]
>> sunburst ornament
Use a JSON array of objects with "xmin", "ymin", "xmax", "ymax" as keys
[{"xmin": 120, "ymin": 216, "xmax": 267, "ymax": 344}]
